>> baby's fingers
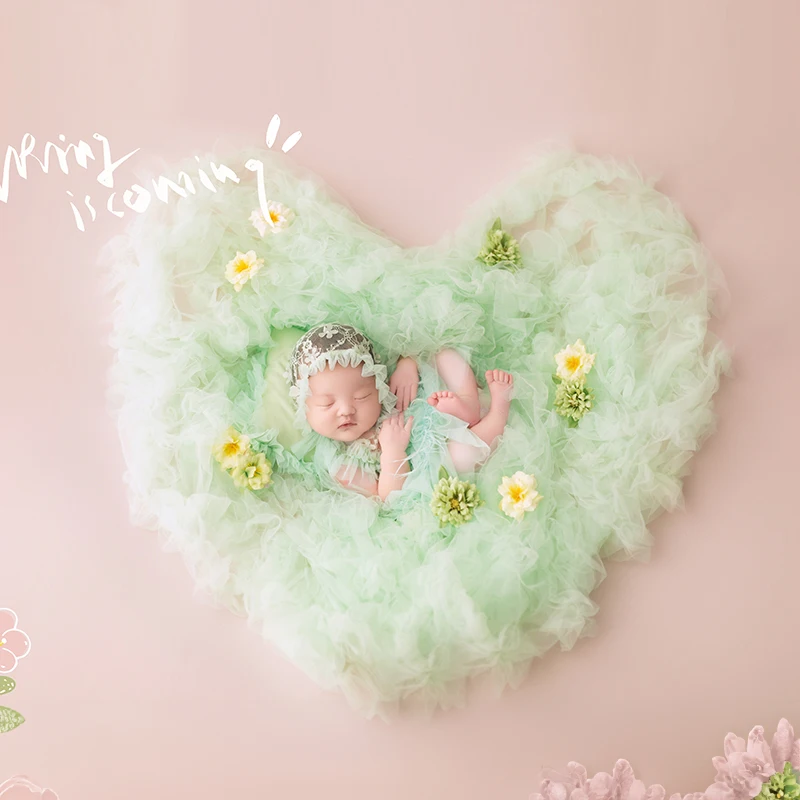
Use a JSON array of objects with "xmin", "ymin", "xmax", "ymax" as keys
[{"xmin": 404, "ymin": 416, "xmax": 414, "ymax": 431}]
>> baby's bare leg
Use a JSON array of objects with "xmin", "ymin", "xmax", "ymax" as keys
[
  {"xmin": 447, "ymin": 440, "xmax": 491, "ymax": 474},
  {"xmin": 428, "ymin": 348, "xmax": 482, "ymax": 425},
  {"xmin": 467, "ymin": 370, "xmax": 514, "ymax": 451}
]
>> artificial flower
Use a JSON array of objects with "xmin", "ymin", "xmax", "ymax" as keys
[
  {"xmin": 212, "ymin": 426, "xmax": 251, "ymax": 469},
  {"xmin": 531, "ymin": 757, "xmax": 704, "ymax": 800},
  {"xmin": 249, "ymin": 201, "xmax": 295, "ymax": 237},
  {"xmin": 554, "ymin": 378, "xmax": 595, "ymax": 425},
  {"xmin": 0, "ymin": 609, "xmax": 31, "ymax": 675},
  {"xmin": 530, "ymin": 719, "xmax": 800, "ymax": 800},
  {"xmin": 0, "ymin": 777, "xmax": 57, "ymax": 797},
  {"xmin": 555, "ymin": 339, "xmax": 596, "ymax": 382},
  {"xmin": 224, "ymin": 250, "xmax": 264, "ymax": 292},
  {"xmin": 230, "ymin": 450, "xmax": 273, "ymax": 491},
  {"xmin": 706, "ymin": 720, "xmax": 800, "ymax": 800},
  {"xmin": 477, "ymin": 217, "xmax": 522, "ymax": 270},
  {"xmin": 498, "ymin": 471, "xmax": 542, "ymax": 520},
  {"xmin": 431, "ymin": 475, "xmax": 483, "ymax": 526}
]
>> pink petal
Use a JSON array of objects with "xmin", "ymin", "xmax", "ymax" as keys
[
  {"xmin": 588, "ymin": 772, "xmax": 614, "ymax": 800},
  {"xmin": 667, "ymin": 794, "xmax": 682, "ymax": 800},
  {"xmin": 712, "ymin": 755, "xmax": 731, "ymax": 780},
  {"xmin": 771, "ymin": 719, "xmax": 796, "ymax": 769},
  {"xmin": 627, "ymin": 779, "xmax": 648, "ymax": 800},
  {"xmin": 0, "ymin": 647, "xmax": 18, "ymax": 673},
  {"xmin": 0, "ymin": 608, "xmax": 18, "ymax": 633},
  {"xmin": 645, "ymin": 785, "xmax": 667, "ymax": 800},
  {"xmin": 792, "ymin": 739, "xmax": 800, "ymax": 770},
  {"xmin": 550, "ymin": 783, "xmax": 568, "ymax": 800},
  {"xmin": 724, "ymin": 733, "xmax": 747, "ymax": 756},
  {"xmin": 2, "ymin": 628, "xmax": 31, "ymax": 659},
  {"xmin": 704, "ymin": 781, "xmax": 735, "ymax": 800},
  {"xmin": 567, "ymin": 763, "xmax": 589, "ymax": 788},
  {"xmin": 539, "ymin": 775, "xmax": 570, "ymax": 800},
  {"xmin": 537, "ymin": 778, "xmax": 565, "ymax": 800},
  {"xmin": 747, "ymin": 726, "xmax": 775, "ymax": 772},
  {"xmin": 612, "ymin": 760, "xmax": 637, "ymax": 799}
]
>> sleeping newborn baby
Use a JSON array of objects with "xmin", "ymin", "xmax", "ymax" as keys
[{"xmin": 287, "ymin": 323, "xmax": 513, "ymax": 501}]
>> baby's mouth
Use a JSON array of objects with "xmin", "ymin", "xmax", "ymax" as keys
[{"xmin": 338, "ymin": 421, "xmax": 356, "ymax": 429}]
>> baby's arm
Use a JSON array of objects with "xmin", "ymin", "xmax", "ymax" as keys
[
  {"xmin": 334, "ymin": 465, "xmax": 379, "ymax": 497},
  {"xmin": 377, "ymin": 413, "xmax": 414, "ymax": 501},
  {"xmin": 389, "ymin": 356, "xmax": 420, "ymax": 412},
  {"xmin": 377, "ymin": 449, "xmax": 410, "ymax": 501}
]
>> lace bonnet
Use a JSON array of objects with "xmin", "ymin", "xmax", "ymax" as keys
[{"xmin": 284, "ymin": 323, "xmax": 397, "ymax": 433}]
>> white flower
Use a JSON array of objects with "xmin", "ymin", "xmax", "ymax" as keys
[
  {"xmin": 498, "ymin": 471, "xmax": 542, "ymax": 520},
  {"xmin": 555, "ymin": 339, "xmax": 596, "ymax": 382},
  {"xmin": 224, "ymin": 250, "xmax": 264, "ymax": 292},
  {"xmin": 249, "ymin": 201, "xmax": 295, "ymax": 237},
  {"xmin": 212, "ymin": 426, "xmax": 251, "ymax": 469}
]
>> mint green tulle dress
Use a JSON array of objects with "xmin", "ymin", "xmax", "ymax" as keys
[{"xmin": 102, "ymin": 144, "xmax": 732, "ymax": 718}]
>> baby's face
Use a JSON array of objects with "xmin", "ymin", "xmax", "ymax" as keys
[{"xmin": 306, "ymin": 363, "xmax": 382, "ymax": 442}]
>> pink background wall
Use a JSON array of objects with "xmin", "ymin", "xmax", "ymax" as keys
[{"xmin": 2, "ymin": 1, "xmax": 798, "ymax": 797}]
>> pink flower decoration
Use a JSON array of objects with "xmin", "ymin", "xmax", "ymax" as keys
[
  {"xmin": 530, "ymin": 719, "xmax": 800, "ymax": 800},
  {"xmin": 706, "ymin": 719, "xmax": 800, "ymax": 800},
  {"xmin": 0, "ymin": 609, "xmax": 31, "ymax": 675},
  {"xmin": 0, "ymin": 775, "xmax": 59, "ymax": 798},
  {"xmin": 530, "ymin": 759, "xmax": 703, "ymax": 800}
]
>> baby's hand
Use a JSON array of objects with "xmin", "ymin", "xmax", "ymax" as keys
[
  {"xmin": 389, "ymin": 356, "xmax": 419, "ymax": 412},
  {"xmin": 378, "ymin": 412, "xmax": 414, "ymax": 455}
]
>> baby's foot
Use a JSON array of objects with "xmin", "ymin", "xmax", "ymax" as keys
[
  {"xmin": 427, "ymin": 390, "xmax": 482, "ymax": 425},
  {"xmin": 485, "ymin": 370, "xmax": 514, "ymax": 411},
  {"xmin": 466, "ymin": 370, "xmax": 514, "ymax": 452}
]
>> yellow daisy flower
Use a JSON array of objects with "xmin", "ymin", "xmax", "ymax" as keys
[
  {"xmin": 212, "ymin": 426, "xmax": 251, "ymax": 469},
  {"xmin": 230, "ymin": 450, "xmax": 273, "ymax": 491},
  {"xmin": 555, "ymin": 339, "xmax": 596, "ymax": 382},
  {"xmin": 498, "ymin": 471, "xmax": 542, "ymax": 521},
  {"xmin": 224, "ymin": 250, "xmax": 264, "ymax": 292}
]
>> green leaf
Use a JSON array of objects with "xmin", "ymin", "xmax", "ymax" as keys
[
  {"xmin": 551, "ymin": 373, "xmax": 561, "ymax": 384},
  {"xmin": 0, "ymin": 676, "xmax": 15, "ymax": 695},
  {"xmin": 490, "ymin": 217, "xmax": 502, "ymax": 232},
  {"xmin": 438, "ymin": 466, "xmax": 449, "ymax": 481},
  {"xmin": 0, "ymin": 706, "xmax": 25, "ymax": 733},
  {"xmin": 567, "ymin": 416, "xmax": 579, "ymax": 428}
]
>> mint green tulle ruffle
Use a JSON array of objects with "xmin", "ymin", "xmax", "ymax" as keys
[{"xmin": 102, "ymin": 145, "xmax": 732, "ymax": 718}]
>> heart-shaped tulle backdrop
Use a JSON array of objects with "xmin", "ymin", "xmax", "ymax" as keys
[{"xmin": 101, "ymin": 145, "xmax": 731, "ymax": 718}]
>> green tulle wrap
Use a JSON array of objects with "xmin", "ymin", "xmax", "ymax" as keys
[{"xmin": 101, "ymin": 144, "xmax": 732, "ymax": 718}]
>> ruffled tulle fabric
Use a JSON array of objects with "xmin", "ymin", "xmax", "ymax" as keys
[{"xmin": 101, "ymin": 144, "xmax": 732, "ymax": 719}]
